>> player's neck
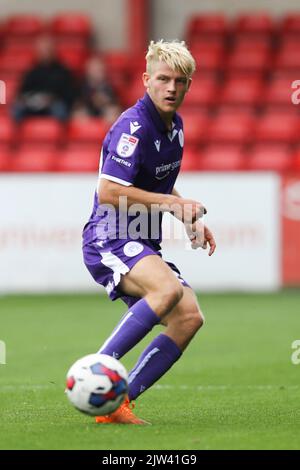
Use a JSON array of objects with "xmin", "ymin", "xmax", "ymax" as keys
[{"xmin": 157, "ymin": 110, "xmax": 174, "ymax": 131}]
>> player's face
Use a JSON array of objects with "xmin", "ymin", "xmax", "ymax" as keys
[{"xmin": 143, "ymin": 61, "xmax": 191, "ymax": 116}]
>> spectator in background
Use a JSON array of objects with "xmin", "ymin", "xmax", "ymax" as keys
[
  {"xmin": 73, "ymin": 56, "xmax": 121, "ymax": 121},
  {"xmin": 12, "ymin": 35, "xmax": 76, "ymax": 121}
]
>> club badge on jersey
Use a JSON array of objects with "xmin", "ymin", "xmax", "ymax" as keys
[{"xmin": 116, "ymin": 133, "xmax": 139, "ymax": 158}]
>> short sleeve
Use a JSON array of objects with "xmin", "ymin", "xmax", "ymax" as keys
[{"xmin": 100, "ymin": 119, "xmax": 142, "ymax": 186}]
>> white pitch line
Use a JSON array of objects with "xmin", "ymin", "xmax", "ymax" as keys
[
  {"xmin": 153, "ymin": 384, "xmax": 299, "ymax": 391},
  {"xmin": 0, "ymin": 384, "xmax": 60, "ymax": 392}
]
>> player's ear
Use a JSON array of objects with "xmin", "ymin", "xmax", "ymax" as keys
[
  {"xmin": 143, "ymin": 72, "xmax": 150, "ymax": 89},
  {"xmin": 186, "ymin": 77, "xmax": 192, "ymax": 92}
]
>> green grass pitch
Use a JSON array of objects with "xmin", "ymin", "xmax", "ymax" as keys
[{"xmin": 0, "ymin": 290, "xmax": 299, "ymax": 450}]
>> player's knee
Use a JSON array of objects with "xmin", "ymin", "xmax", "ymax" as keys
[
  {"xmin": 183, "ymin": 310, "xmax": 204, "ymax": 336},
  {"xmin": 160, "ymin": 282, "xmax": 184, "ymax": 314},
  {"xmin": 195, "ymin": 310, "xmax": 205, "ymax": 330}
]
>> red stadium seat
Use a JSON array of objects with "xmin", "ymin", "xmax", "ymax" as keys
[
  {"xmin": 293, "ymin": 148, "xmax": 300, "ymax": 170},
  {"xmin": 186, "ymin": 14, "xmax": 228, "ymax": 44},
  {"xmin": 0, "ymin": 116, "xmax": 15, "ymax": 145},
  {"xmin": 263, "ymin": 77, "xmax": 296, "ymax": 107},
  {"xmin": 103, "ymin": 51, "xmax": 130, "ymax": 76},
  {"xmin": 220, "ymin": 76, "xmax": 263, "ymax": 106},
  {"xmin": 11, "ymin": 148, "xmax": 56, "ymax": 172},
  {"xmin": 55, "ymin": 36, "xmax": 89, "ymax": 48},
  {"xmin": 0, "ymin": 51, "xmax": 36, "ymax": 75},
  {"xmin": 199, "ymin": 144, "xmax": 245, "ymax": 171},
  {"xmin": 50, "ymin": 13, "xmax": 92, "ymax": 40},
  {"xmin": 129, "ymin": 55, "xmax": 147, "ymax": 76},
  {"xmin": 180, "ymin": 113, "xmax": 210, "ymax": 145},
  {"xmin": 1, "ymin": 43, "xmax": 36, "ymax": 55},
  {"xmin": 189, "ymin": 37, "xmax": 225, "ymax": 52},
  {"xmin": 17, "ymin": 142, "xmax": 60, "ymax": 153},
  {"xmin": 227, "ymin": 48, "xmax": 271, "ymax": 72},
  {"xmin": 255, "ymin": 112, "xmax": 300, "ymax": 143},
  {"xmin": 56, "ymin": 145, "xmax": 100, "ymax": 172},
  {"xmin": 224, "ymin": 69, "xmax": 264, "ymax": 82},
  {"xmin": 279, "ymin": 36, "xmax": 300, "ymax": 51},
  {"xmin": 0, "ymin": 148, "xmax": 12, "ymax": 171},
  {"xmin": 0, "ymin": 107, "xmax": 9, "ymax": 117},
  {"xmin": 270, "ymin": 69, "xmax": 300, "ymax": 81},
  {"xmin": 67, "ymin": 118, "xmax": 109, "ymax": 144},
  {"xmin": 56, "ymin": 42, "xmax": 89, "ymax": 57},
  {"xmin": 102, "ymin": 51, "xmax": 131, "ymax": 103},
  {"xmin": 281, "ymin": 14, "xmax": 300, "ymax": 35},
  {"xmin": 216, "ymin": 105, "xmax": 256, "ymax": 117},
  {"xmin": 180, "ymin": 147, "xmax": 201, "ymax": 171},
  {"xmin": 247, "ymin": 144, "xmax": 293, "ymax": 171},
  {"xmin": 191, "ymin": 48, "xmax": 224, "ymax": 71},
  {"xmin": 2, "ymin": 36, "xmax": 36, "ymax": 49},
  {"xmin": 183, "ymin": 77, "xmax": 218, "ymax": 108},
  {"xmin": 122, "ymin": 77, "xmax": 145, "ymax": 108},
  {"xmin": 3, "ymin": 15, "xmax": 45, "ymax": 37},
  {"xmin": 19, "ymin": 118, "xmax": 65, "ymax": 145},
  {"xmin": 275, "ymin": 46, "xmax": 300, "ymax": 70},
  {"xmin": 57, "ymin": 48, "xmax": 88, "ymax": 75},
  {"xmin": 233, "ymin": 13, "xmax": 274, "ymax": 36},
  {"xmin": 279, "ymin": 36, "xmax": 300, "ymax": 49},
  {"xmin": 232, "ymin": 36, "xmax": 272, "ymax": 51},
  {"xmin": 208, "ymin": 113, "xmax": 254, "ymax": 144}
]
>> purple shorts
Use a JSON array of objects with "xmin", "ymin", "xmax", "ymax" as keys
[{"xmin": 83, "ymin": 238, "xmax": 190, "ymax": 308}]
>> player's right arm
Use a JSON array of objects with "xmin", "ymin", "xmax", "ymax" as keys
[{"xmin": 98, "ymin": 179, "xmax": 205, "ymax": 224}]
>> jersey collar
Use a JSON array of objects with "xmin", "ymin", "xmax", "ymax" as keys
[{"xmin": 140, "ymin": 93, "xmax": 179, "ymax": 134}]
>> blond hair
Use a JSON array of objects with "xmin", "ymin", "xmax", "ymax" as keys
[{"xmin": 146, "ymin": 39, "xmax": 196, "ymax": 77}]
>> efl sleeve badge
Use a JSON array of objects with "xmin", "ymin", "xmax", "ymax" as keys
[{"xmin": 116, "ymin": 133, "xmax": 139, "ymax": 158}]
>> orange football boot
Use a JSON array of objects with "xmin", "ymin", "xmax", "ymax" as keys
[{"xmin": 95, "ymin": 397, "xmax": 150, "ymax": 425}]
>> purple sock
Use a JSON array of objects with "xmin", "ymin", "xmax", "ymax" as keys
[
  {"xmin": 98, "ymin": 298, "xmax": 160, "ymax": 359},
  {"xmin": 128, "ymin": 333, "xmax": 182, "ymax": 401}
]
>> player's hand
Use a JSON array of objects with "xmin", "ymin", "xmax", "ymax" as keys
[
  {"xmin": 171, "ymin": 198, "xmax": 207, "ymax": 224},
  {"xmin": 187, "ymin": 223, "xmax": 216, "ymax": 255}
]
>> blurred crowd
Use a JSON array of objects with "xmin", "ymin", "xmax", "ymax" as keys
[{"xmin": 11, "ymin": 35, "xmax": 122, "ymax": 124}]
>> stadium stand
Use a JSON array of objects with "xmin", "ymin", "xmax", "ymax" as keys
[{"xmin": 1, "ymin": 12, "xmax": 300, "ymax": 172}]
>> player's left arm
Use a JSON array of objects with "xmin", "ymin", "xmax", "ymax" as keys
[{"xmin": 171, "ymin": 187, "xmax": 216, "ymax": 256}]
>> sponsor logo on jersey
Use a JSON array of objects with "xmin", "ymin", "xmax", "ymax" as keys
[
  {"xmin": 155, "ymin": 160, "xmax": 181, "ymax": 180},
  {"xmin": 117, "ymin": 133, "xmax": 139, "ymax": 157},
  {"xmin": 111, "ymin": 155, "xmax": 132, "ymax": 167}
]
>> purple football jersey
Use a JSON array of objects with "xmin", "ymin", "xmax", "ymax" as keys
[{"xmin": 82, "ymin": 93, "xmax": 184, "ymax": 246}]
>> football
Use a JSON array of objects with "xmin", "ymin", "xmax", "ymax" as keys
[{"xmin": 65, "ymin": 353, "xmax": 128, "ymax": 416}]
